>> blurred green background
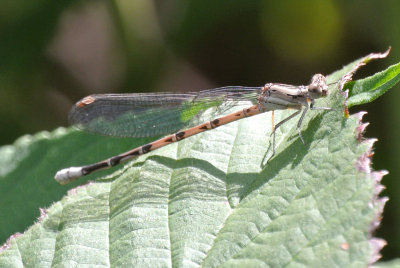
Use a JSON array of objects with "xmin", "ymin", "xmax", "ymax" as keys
[{"xmin": 0, "ymin": 0, "xmax": 399, "ymax": 261}]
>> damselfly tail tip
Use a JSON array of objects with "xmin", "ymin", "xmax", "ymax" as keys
[{"xmin": 55, "ymin": 167, "xmax": 84, "ymax": 184}]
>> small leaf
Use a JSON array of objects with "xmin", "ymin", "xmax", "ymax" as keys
[{"xmin": 345, "ymin": 62, "xmax": 400, "ymax": 107}]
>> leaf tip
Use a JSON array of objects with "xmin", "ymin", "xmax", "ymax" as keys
[
  {"xmin": 356, "ymin": 123, "xmax": 370, "ymax": 141},
  {"xmin": 353, "ymin": 111, "xmax": 369, "ymax": 139}
]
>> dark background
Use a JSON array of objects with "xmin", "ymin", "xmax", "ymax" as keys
[{"xmin": 0, "ymin": 0, "xmax": 399, "ymax": 261}]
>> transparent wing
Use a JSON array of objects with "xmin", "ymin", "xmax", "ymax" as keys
[{"xmin": 68, "ymin": 86, "xmax": 261, "ymax": 137}]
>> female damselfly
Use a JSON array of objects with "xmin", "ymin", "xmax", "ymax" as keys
[{"xmin": 55, "ymin": 74, "xmax": 333, "ymax": 184}]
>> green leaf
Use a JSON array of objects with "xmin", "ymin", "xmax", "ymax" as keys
[
  {"xmin": 0, "ymin": 129, "xmax": 155, "ymax": 248},
  {"xmin": 0, "ymin": 54, "xmax": 395, "ymax": 267},
  {"xmin": 346, "ymin": 62, "xmax": 400, "ymax": 108}
]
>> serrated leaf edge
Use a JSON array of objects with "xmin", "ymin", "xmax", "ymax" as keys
[{"xmin": 352, "ymin": 111, "xmax": 388, "ymax": 265}]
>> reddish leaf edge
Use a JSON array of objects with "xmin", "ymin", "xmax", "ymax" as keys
[{"xmin": 341, "ymin": 49, "xmax": 391, "ymax": 264}]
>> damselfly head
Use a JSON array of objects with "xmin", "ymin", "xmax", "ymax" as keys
[{"xmin": 308, "ymin": 74, "xmax": 328, "ymax": 99}]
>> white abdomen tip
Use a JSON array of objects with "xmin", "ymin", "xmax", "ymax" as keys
[{"xmin": 54, "ymin": 167, "xmax": 84, "ymax": 184}]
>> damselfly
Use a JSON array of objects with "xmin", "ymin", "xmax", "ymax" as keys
[{"xmin": 55, "ymin": 74, "xmax": 333, "ymax": 184}]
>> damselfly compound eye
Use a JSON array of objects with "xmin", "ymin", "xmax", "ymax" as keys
[{"xmin": 308, "ymin": 74, "xmax": 328, "ymax": 99}]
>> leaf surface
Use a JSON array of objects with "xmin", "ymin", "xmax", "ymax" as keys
[{"xmin": 0, "ymin": 52, "xmax": 396, "ymax": 267}]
